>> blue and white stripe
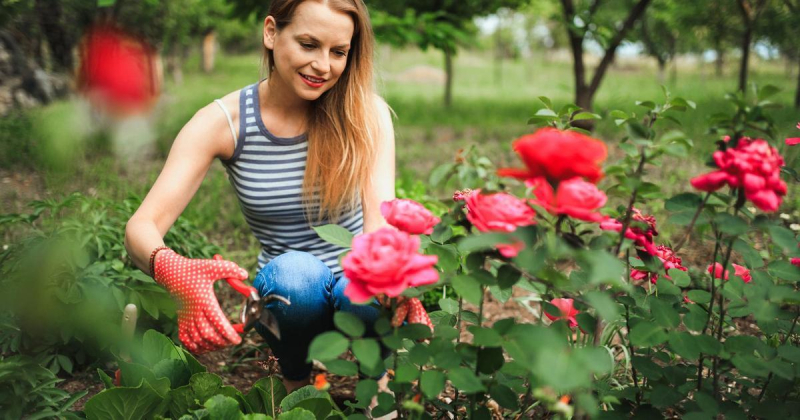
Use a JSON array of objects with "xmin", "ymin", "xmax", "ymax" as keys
[{"xmin": 221, "ymin": 82, "xmax": 363, "ymax": 277}]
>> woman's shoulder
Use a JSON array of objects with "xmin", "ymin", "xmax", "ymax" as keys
[{"xmin": 189, "ymin": 88, "xmax": 245, "ymax": 161}]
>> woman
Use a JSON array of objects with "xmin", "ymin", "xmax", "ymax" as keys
[{"xmin": 124, "ymin": 0, "xmax": 395, "ymax": 393}]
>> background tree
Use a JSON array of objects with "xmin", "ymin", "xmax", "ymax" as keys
[
  {"xmin": 761, "ymin": 0, "xmax": 800, "ymax": 108},
  {"xmin": 735, "ymin": 0, "xmax": 769, "ymax": 92},
  {"xmin": 557, "ymin": 0, "xmax": 653, "ymax": 115}
]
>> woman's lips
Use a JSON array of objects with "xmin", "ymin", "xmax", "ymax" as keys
[{"xmin": 299, "ymin": 73, "xmax": 325, "ymax": 88}]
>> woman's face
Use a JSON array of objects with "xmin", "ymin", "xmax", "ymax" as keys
[{"xmin": 264, "ymin": 1, "xmax": 355, "ymax": 102}]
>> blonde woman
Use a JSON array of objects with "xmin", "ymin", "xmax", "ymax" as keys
[{"xmin": 124, "ymin": 0, "xmax": 395, "ymax": 394}]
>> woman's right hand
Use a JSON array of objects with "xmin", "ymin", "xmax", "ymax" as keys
[{"xmin": 153, "ymin": 248, "xmax": 248, "ymax": 353}]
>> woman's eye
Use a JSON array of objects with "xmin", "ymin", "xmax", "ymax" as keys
[
  {"xmin": 334, "ymin": 50, "xmax": 347, "ymax": 57},
  {"xmin": 301, "ymin": 43, "xmax": 314, "ymax": 49}
]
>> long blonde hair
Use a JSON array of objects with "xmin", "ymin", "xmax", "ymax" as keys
[{"xmin": 263, "ymin": 0, "xmax": 379, "ymax": 225}]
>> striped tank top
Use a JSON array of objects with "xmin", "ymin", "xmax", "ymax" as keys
[{"xmin": 217, "ymin": 82, "xmax": 364, "ymax": 277}]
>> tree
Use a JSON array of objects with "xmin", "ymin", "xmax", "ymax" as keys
[
  {"xmin": 761, "ymin": 0, "xmax": 800, "ymax": 108},
  {"xmin": 557, "ymin": 0, "xmax": 653, "ymax": 115},
  {"xmin": 368, "ymin": 0, "xmax": 528, "ymax": 107},
  {"xmin": 735, "ymin": 0, "xmax": 769, "ymax": 92}
]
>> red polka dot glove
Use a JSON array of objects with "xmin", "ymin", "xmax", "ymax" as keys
[
  {"xmin": 391, "ymin": 297, "xmax": 433, "ymax": 332},
  {"xmin": 153, "ymin": 248, "xmax": 248, "ymax": 354}
]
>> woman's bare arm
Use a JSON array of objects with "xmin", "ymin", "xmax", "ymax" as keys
[
  {"xmin": 125, "ymin": 97, "xmax": 238, "ymax": 273},
  {"xmin": 361, "ymin": 95, "xmax": 396, "ymax": 234}
]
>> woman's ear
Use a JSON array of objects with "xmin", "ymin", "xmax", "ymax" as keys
[{"xmin": 263, "ymin": 16, "xmax": 277, "ymax": 50}]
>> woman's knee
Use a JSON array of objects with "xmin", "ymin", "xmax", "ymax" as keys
[{"xmin": 253, "ymin": 251, "xmax": 332, "ymax": 298}]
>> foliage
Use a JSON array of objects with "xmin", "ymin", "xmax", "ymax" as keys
[
  {"xmin": 0, "ymin": 192, "xmax": 221, "ymax": 374},
  {"xmin": 0, "ymin": 354, "xmax": 86, "ymax": 420},
  {"xmin": 83, "ymin": 329, "xmax": 335, "ymax": 419},
  {"xmin": 306, "ymin": 84, "xmax": 800, "ymax": 418}
]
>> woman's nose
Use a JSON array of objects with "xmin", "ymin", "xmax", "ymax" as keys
[{"xmin": 311, "ymin": 52, "xmax": 330, "ymax": 74}]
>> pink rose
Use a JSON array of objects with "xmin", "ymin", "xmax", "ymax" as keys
[
  {"xmin": 342, "ymin": 227, "xmax": 439, "ymax": 303},
  {"xmin": 465, "ymin": 190, "xmax": 536, "ymax": 258},
  {"xmin": 598, "ymin": 208, "xmax": 659, "ymax": 255},
  {"xmin": 544, "ymin": 298, "xmax": 579, "ymax": 328},
  {"xmin": 380, "ymin": 199, "xmax": 441, "ymax": 235},
  {"xmin": 528, "ymin": 177, "xmax": 607, "ymax": 222},
  {"xmin": 707, "ymin": 262, "xmax": 751, "ymax": 283},
  {"xmin": 787, "ymin": 123, "xmax": 800, "ymax": 146},
  {"xmin": 630, "ymin": 245, "xmax": 686, "ymax": 284},
  {"xmin": 690, "ymin": 137, "xmax": 786, "ymax": 212},
  {"xmin": 791, "ymin": 258, "xmax": 800, "ymax": 268}
]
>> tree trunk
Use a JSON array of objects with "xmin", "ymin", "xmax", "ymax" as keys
[
  {"xmin": 715, "ymin": 48, "xmax": 725, "ymax": 77},
  {"xmin": 670, "ymin": 60, "xmax": 678, "ymax": 83},
  {"xmin": 795, "ymin": 57, "xmax": 800, "ymax": 109},
  {"xmin": 738, "ymin": 24, "xmax": 752, "ymax": 92},
  {"xmin": 202, "ymin": 30, "xmax": 216, "ymax": 73},
  {"xmin": 35, "ymin": 0, "xmax": 74, "ymax": 72},
  {"xmin": 657, "ymin": 59, "xmax": 666, "ymax": 85},
  {"xmin": 444, "ymin": 48, "xmax": 453, "ymax": 108}
]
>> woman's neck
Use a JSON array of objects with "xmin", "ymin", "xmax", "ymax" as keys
[{"xmin": 260, "ymin": 77, "xmax": 310, "ymax": 123}]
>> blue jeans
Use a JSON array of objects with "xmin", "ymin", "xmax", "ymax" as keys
[{"xmin": 252, "ymin": 251, "xmax": 380, "ymax": 380}]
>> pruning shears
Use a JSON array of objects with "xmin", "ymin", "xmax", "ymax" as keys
[{"xmin": 214, "ymin": 256, "xmax": 289, "ymax": 339}]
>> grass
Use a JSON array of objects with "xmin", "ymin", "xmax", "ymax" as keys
[{"xmin": 2, "ymin": 46, "xmax": 799, "ymax": 255}]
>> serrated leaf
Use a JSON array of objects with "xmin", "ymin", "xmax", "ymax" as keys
[
  {"xmin": 630, "ymin": 322, "xmax": 668, "ymax": 347},
  {"xmin": 312, "ymin": 225, "xmax": 353, "ymax": 248},
  {"xmin": 334, "ymin": 312, "xmax": 365, "ymax": 338},
  {"xmin": 307, "ymin": 331, "xmax": 349, "ymax": 362}
]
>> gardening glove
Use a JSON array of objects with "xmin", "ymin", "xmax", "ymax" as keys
[
  {"xmin": 390, "ymin": 297, "xmax": 433, "ymax": 332},
  {"xmin": 153, "ymin": 248, "xmax": 247, "ymax": 354}
]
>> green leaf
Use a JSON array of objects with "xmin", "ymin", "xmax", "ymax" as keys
[
  {"xmin": 497, "ymin": 264, "xmax": 522, "ymax": 289},
  {"xmin": 538, "ymin": 96, "xmax": 552, "ymax": 108},
  {"xmin": 307, "ymin": 332, "xmax": 349, "ymax": 362},
  {"xmin": 420, "ymin": 370, "xmax": 445, "ymax": 398},
  {"xmin": 353, "ymin": 379, "xmax": 377, "ymax": 409},
  {"xmin": 97, "ymin": 368, "xmax": 114, "ymax": 390},
  {"xmin": 84, "ymin": 380, "xmax": 166, "ymax": 420},
  {"xmin": 457, "ymin": 232, "xmax": 511, "ymax": 253},
  {"xmin": 447, "ymin": 367, "xmax": 485, "ymax": 393},
  {"xmin": 668, "ymin": 332, "xmax": 701, "ymax": 361},
  {"xmin": 139, "ymin": 330, "xmax": 181, "ymax": 368},
  {"xmin": 280, "ymin": 386, "xmax": 330, "ymax": 416},
  {"xmin": 399, "ymin": 324, "xmax": 433, "ymax": 340},
  {"xmin": 535, "ymin": 108, "xmax": 557, "ymax": 117},
  {"xmin": 650, "ymin": 299, "xmax": 680, "ymax": 328},
  {"xmin": 438, "ymin": 297, "xmax": 459, "ymax": 314},
  {"xmin": 468, "ymin": 326, "xmax": 502, "ymax": 347},
  {"xmin": 583, "ymin": 250, "xmax": 624, "ymax": 285},
  {"xmin": 312, "ymin": 225, "xmax": 353, "ymax": 248},
  {"xmin": 277, "ymin": 408, "xmax": 317, "ymax": 420},
  {"xmin": 733, "ymin": 239, "xmax": 764, "ymax": 269},
  {"xmin": 477, "ymin": 347, "xmax": 505, "ymax": 374},
  {"xmin": 324, "ymin": 359, "xmax": 358, "ymax": 376},
  {"xmin": 395, "ymin": 363, "xmax": 419, "ymax": 383},
  {"xmin": 668, "ymin": 269, "xmax": 691, "ymax": 287},
  {"xmin": 334, "ymin": 312, "xmax": 365, "ymax": 338},
  {"xmin": 451, "ymin": 275, "xmax": 483, "ymax": 305},
  {"xmin": 351, "ymin": 339, "xmax": 382, "ymax": 374},
  {"xmin": 665, "ymin": 193, "xmax": 703, "ymax": 212},
  {"xmin": 169, "ymin": 385, "xmax": 197, "ymax": 418},
  {"xmin": 767, "ymin": 260, "xmax": 800, "ymax": 282},
  {"xmin": 656, "ymin": 278, "xmax": 681, "ymax": 295},
  {"xmin": 683, "ymin": 304, "xmax": 708, "ymax": 332},
  {"xmin": 629, "ymin": 322, "xmax": 668, "ymax": 347},
  {"xmin": 489, "ymin": 384, "xmax": 519, "ymax": 410},
  {"xmin": 408, "ymin": 344, "xmax": 430, "ymax": 365},
  {"xmin": 572, "ymin": 112, "xmax": 601, "ymax": 121},
  {"xmin": 585, "ymin": 291, "xmax": 620, "ymax": 322},
  {"xmin": 204, "ymin": 395, "xmax": 242, "ymax": 420},
  {"xmin": 427, "ymin": 243, "xmax": 459, "ymax": 272},
  {"xmin": 429, "ymin": 163, "xmax": 455, "ymax": 187},
  {"xmin": 191, "ymin": 372, "xmax": 223, "ymax": 404},
  {"xmin": 758, "ymin": 84, "xmax": 780, "ymax": 100},
  {"xmin": 687, "ymin": 290, "xmax": 711, "ymax": 304},
  {"xmin": 715, "ymin": 214, "xmax": 748, "ymax": 236}
]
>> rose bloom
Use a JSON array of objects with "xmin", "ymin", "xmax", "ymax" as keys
[
  {"xmin": 599, "ymin": 208, "xmax": 659, "ymax": 255},
  {"xmin": 630, "ymin": 245, "xmax": 686, "ymax": 284},
  {"xmin": 691, "ymin": 137, "xmax": 787, "ymax": 212},
  {"xmin": 791, "ymin": 258, "xmax": 800, "ymax": 268},
  {"xmin": 465, "ymin": 190, "xmax": 537, "ymax": 258},
  {"xmin": 707, "ymin": 262, "xmax": 752, "ymax": 283},
  {"xmin": 544, "ymin": 298, "xmax": 579, "ymax": 328},
  {"xmin": 787, "ymin": 123, "xmax": 800, "ymax": 146},
  {"xmin": 497, "ymin": 128, "xmax": 608, "ymax": 184},
  {"xmin": 380, "ymin": 199, "xmax": 441, "ymax": 235},
  {"xmin": 527, "ymin": 177, "xmax": 607, "ymax": 222},
  {"xmin": 342, "ymin": 227, "xmax": 439, "ymax": 303}
]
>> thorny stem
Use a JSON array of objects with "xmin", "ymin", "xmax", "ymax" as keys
[
  {"xmin": 470, "ymin": 286, "xmax": 487, "ymax": 418},
  {"xmin": 697, "ymin": 230, "xmax": 722, "ymax": 391},
  {"xmin": 613, "ymin": 146, "xmax": 648, "ymax": 257},
  {"xmin": 625, "ymin": 304, "xmax": 641, "ymax": 403},
  {"xmin": 758, "ymin": 312, "xmax": 800, "ymax": 402},
  {"xmin": 391, "ymin": 299, "xmax": 404, "ymax": 419},
  {"xmin": 712, "ymin": 194, "xmax": 744, "ymax": 399},
  {"xmin": 673, "ymin": 192, "xmax": 712, "ymax": 253}
]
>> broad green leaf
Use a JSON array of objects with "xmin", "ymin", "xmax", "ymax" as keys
[
  {"xmin": 629, "ymin": 322, "xmax": 668, "ymax": 347},
  {"xmin": 468, "ymin": 326, "xmax": 502, "ymax": 347},
  {"xmin": 427, "ymin": 243, "xmax": 459, "ymax": 272},
  {"xmin": 572, "ymin": 112, "xmax": 601, "ymax": 121},
  {"xmin": 767, "ymin": 260, "xmax": 800, "ymax": 282},
  {"xmin": 429, "ymin": 163, "xmax": 455, "ymax": 187},
  {"xmin": 665, "ymin": 193, "xmax": 703, "ymax": 212},
  {"xmin": 656, "ymin": 278, "xmax": 681, "ymax": 295},
  {"xmin": 395, "ymin": 363, "xmax": 419, "ymax": 383},
  {"xmin": 668, "ymin": 332, "xmax": 701, "ymax": 361},
  {"xmin": 715, "ymin": 214, "xmax": 748, "ymax": 236},
  {"xmin": 733, "ymin": 239, "xmax": 764, "ymax": 268},
  {"xmin": 324, "ymin": 359, "xmax": 358, "ymax": 376},
  {"xmin": 279, "ymin": 386, "xmax": 329, "ymax": 414},
  {"xmin": 84, "ymin": 380, "xmax": 165, "ymax": 420},
  {"xmin": 204, "ymin": 395, "xmax": 242, "ymax": 420},
  {"xmin": 399, "ymin": 324, "xmax": 433, "ymax": 340},
  {"xmin": 687, "ymin": 290, "xmax": 711, "ymax": 304},
  {"xmin": 457, "ymin": 232, "xmax": 511, "ymax": 253},
  {"xmin": 191, "ymin": 372, "xmax": 223, "ymax": 403},
  {"xmin": 767, "ymin": 225, "xmax": 797, "ymax": 253},
  {"xmin": 583, "ymin": 250, "xmax": 624, "ymax": 285},
  {"xmin": 246, "ymin": 376, "xmax": 286, "ymax": 417},
  {"xmin": 277, "ymin": 408, "xmax": 316, "ymax": 420},
  {"xmin": 312, "ymin": 225, "xmax": 353, "ymax": 248},
  {"xmin": 168, "ymin": 385, "xmax": 196, "ymax": 418},
  {"xmin": 477, "ymin": 347, "xmax": 505, "ymax": 374},
  {"xmin": 586, "ymin": 291, "xmax": 620, "ymax": 322},
  {"xmin": 438, "ymin": 297, "xmax": 459, "ymax": 314},
  {"xmin": 351, "ymin": 339, "xmax": 382, "ymax": 373},
  {"xmin": 408, "ymin": 344, "xmax": 430, "ymax": 365},
  {"xmin": 497, "ymin": 264, "xmax": 522, "ymax": 289},
  {"xmin": 307, "ymin": 332, "xmax": 349, "ymax": 362},
  {"xmin": 353, "ymin": 379, "xmax": 377, "ymax": 409},
  {"xmin": 451, "ymin": 274, "xmax": 483, "ymax": 305},
  {"xmin": 139, "ymin": 330, "xmax": 181, "ymax": 368},
  {"xmin": 334, "ymin": 312, "xmax": 365, "ymax": 338},
  {"xmin": 668, "ymin": 269, "xmax": 691, "ymax": 287},
  {"xmin": 489, "ymin": 384, "xmax": 519, "ymax": 410},
  {"xmin": 684, "ymin": 304, "xmax": 708, "ymax": 332},
  {"xmin": 420, "ymin": 370, "xmax": 446, "ymax": 398},
  {"xmin": 447, "ymin": 367, "xmax": 485, "ymax": 393},
  {"xmin": 650, "ymin": 299, "xmax": 680, "ymax": 328}
]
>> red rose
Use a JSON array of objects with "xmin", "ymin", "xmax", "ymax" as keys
[
  {"xmin": 464, "ymin": 190, "xmax": 536, "ymax": 258},
  {"xmin": 707, "ymin": 262, "xmax": 751, "ymax": 283},
  {"xmin": 497, "ymin": 128, "xmax": 608, "ymax": 184},
  {"xmin": 691, "ymin": 137, "xmax": 786, "ymax": 212},
  {"xmin": 791, "ymin": 257, "xmax": 800, "ymax": 268},
  {"xmin": 528, "ymin": 177, "xmax": 607, "ymax": 222},
  {"xmin": 544, "ymin": 298, "xmax": 579, "ymax": 328},
  {"xmin": 343, "ymin": 228, "xmax": 439, "ymax": 303},
  {"xmin": 598, "ymin": 208, "xmax": 659, "ymax": 255},
  {"xmin": 380, "ymin": 199, "xmax": 441, "ymax": 235},
  {"xmin": 630, "ymin": 245, "xmax": 686, "ymax": 284}
]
